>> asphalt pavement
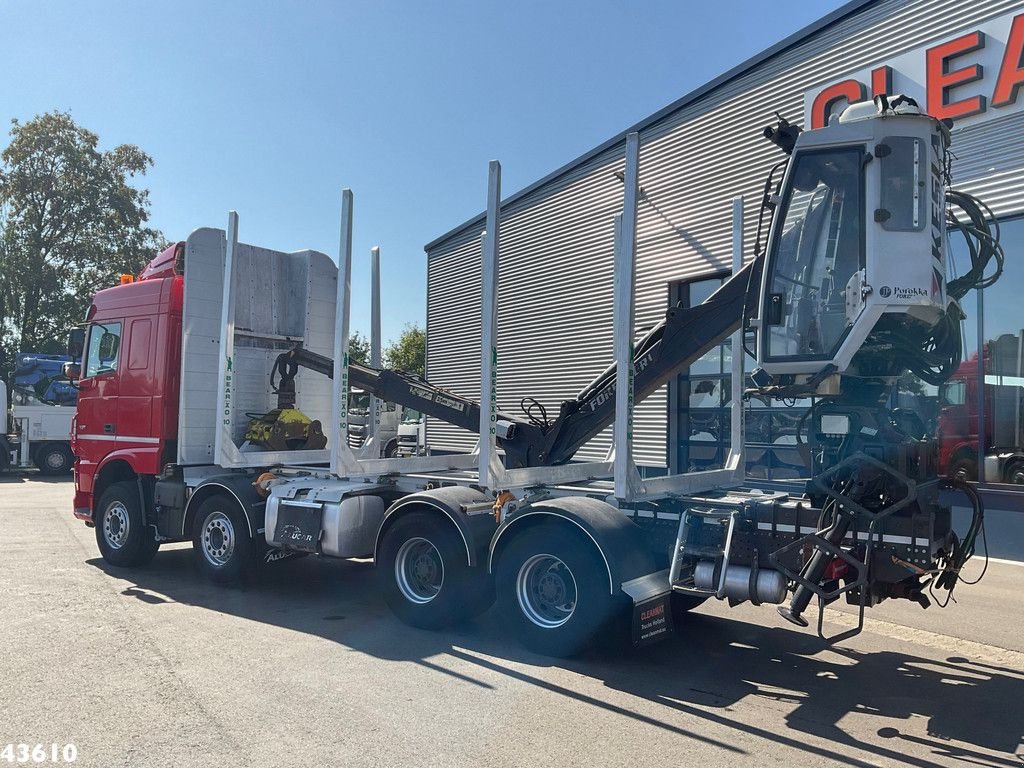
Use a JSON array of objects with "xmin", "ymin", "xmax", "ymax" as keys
[{"xmin": 1, "ymin": 474, "xmax": 1022, "ymax": 768}]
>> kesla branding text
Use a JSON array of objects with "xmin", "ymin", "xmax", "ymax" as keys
[{"xmin": 805, "ymin": 10, "xmax": 1024, "ymax": 129}]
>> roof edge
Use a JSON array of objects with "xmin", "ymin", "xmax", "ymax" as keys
[{"xmin": 424, "ymin": 0, "xmax": 877, "ymax": 252}]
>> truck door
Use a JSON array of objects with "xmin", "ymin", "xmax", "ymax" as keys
[
  {"xmin": 116, "ymin": 318, "xmax": 155, "ymax": 438},
  {"xmin": 76, "ymin": 321, "xmax": 123, "ymax": 459}
]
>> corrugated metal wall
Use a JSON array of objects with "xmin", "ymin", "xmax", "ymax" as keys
[{"xmin": 425, "ymin": 0, "xmax": 1024, "ymax": 465}]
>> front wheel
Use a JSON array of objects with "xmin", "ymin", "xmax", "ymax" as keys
[
  {"xmin": 378, "ymin": 512, "xmax": 491, "ymax": 629},
  {"xmin": 495, "ymin": 524, "xmax": 616, "ymax": 657},
  {"xmin": 95, "ymin": 481, "xmax": 159, "ymax": 567},
  {"xmin": 191, "ymin": 494, "xmax": 255, "ymax": 583}
]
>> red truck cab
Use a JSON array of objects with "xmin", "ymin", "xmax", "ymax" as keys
[{"xmin": 72, "ymin": 243, "xmax": 184, "ymax": 522}]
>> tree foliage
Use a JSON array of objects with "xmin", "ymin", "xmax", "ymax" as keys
[
  {"xmin": 384, "ymin": 323, "xmax": 426, "ymax": 378},
  {"xmin": 0, "ymin": 111, "xmax": 163, "ymax": 376},
  {"xmin": 348, "ymin": 331, "xmax": 371, "ymax": 366}
]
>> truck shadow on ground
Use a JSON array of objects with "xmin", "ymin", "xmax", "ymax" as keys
[{"xmin": 89, "ymin": 548, "xmax": 1024, "ymax": 768}]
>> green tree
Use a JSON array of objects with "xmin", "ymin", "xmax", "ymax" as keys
[
  {"xmin": 348, "ymin": 331, "xmax": 371, "ymax": 366},
  {"xmin": 384, "ymin": 323, "xmax": 425, "ymax": 378},
  {"xmin": 0, "ymin": 112, "xmax": 163, "ymax": 376}
]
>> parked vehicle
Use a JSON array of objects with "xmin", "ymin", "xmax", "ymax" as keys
[
  {"xmin": 0, "ymin": 353, "xmax": 77, "ymax": 474},
  {"xmin": 347, "ymin": 388, "xmax": 402, "ymax": 457},
  {"xmin": 395, "ymin": 409, "xmax": 424, "ymax": 457},
  {"xmin": 938, "ymin": 332, "xmax": 1024, "ymax": 483}
]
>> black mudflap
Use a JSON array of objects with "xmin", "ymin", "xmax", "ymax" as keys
[
  {"xmin": 632, "ymin": 593, "xmax": 673, "ymax": 646},
  {"xmin": 274, "ymin": 503, "xmax": 323, "ymax": 553},
  {"xmin": 622, "ymin": 570, "xmax": 674, "ymax": 647}
]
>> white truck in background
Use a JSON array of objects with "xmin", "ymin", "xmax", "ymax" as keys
[
  {"xmin": 1, "ymin": 353, "xmax": 77, "ymax": 475},
  {"xmin": 347, "ymin": 388, "xmax": 403, "ymax": 457}
]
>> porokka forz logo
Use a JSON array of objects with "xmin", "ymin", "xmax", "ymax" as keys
[{"xmin": 878, "ymin": 285, "xmax": 928, "ymax": 299}]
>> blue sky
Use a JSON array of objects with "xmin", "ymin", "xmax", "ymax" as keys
[{"xmin": 0, "ymin": 0, "xmax": 848, "ymax": 344}]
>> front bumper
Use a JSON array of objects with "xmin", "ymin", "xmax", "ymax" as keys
[{"xmin": 73, "ymin": 489, "xmax": 94, "ymax": 523}]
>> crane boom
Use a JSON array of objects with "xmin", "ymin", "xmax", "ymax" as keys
[{"xmin": 275, "ymin": 256, "xmax": 762, "ymax": 468}]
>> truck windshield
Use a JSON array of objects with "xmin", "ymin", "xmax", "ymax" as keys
[{"xmin": 765, "ymin": 146, "xmax": 864, "ymax": 361}]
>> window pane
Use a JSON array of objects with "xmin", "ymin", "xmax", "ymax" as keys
[
  {"xmin": 879, "ymin": 136, "xmax": 924, "ymax": 231},
  {"xmin": 766, "ymin": 146, "xmax": 864, "ymax": 361},
  {"xmin": 83, "ymin": 322, "xmax": 122, "ymax": 378}
]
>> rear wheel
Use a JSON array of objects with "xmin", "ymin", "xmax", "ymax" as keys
[
  {"xmin": 949, "ymin": 456, "xmax": 977, "ymax": 483},
  {"xmin": 1004, "ymin": 459, "xmax": 1024, "ymax": 484},
  {"xmin": 378, "ymin": 512, "xmax": 491, "ymax": 629},
  {"xmin": 35, "ymin": 443, "xmax": 74, "ymax": 476},
  {"xmin": 495, "ymin": 524, "xmax": 615, "ymax": 657},
  {"xmin": 191, "ymin": 494, "xmax": 255, "ymax": 583},
  {"xmin": 95, "ymin": 481, "xmax": 159, "ymax": 567}
]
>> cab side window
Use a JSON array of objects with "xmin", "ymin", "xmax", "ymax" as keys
[{"xmin": 83, "ymin": 322, "xmax": 123, "ymax": 378}]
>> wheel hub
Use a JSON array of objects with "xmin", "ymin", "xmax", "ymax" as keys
[
  {"xmin": 395, "ymin": 537, "xmax": 443, "ymax": 605},
  {"xmin": 103, "ymin": 502, "xmax": 130, "ymax": 550},
  {"xmin": 202, "ymin": 512, "xmax": 235, "ymax": 566},
  {"xmin": 517, "ymin": 554, "xmax": 578, "ymax": 629}
]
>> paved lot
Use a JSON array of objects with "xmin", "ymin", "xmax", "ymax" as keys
[{"xmin": 1, "ymin": 475, "xmax": 1022, "ymax": 768}]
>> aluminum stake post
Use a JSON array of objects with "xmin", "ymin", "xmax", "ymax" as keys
[
  {"xmin": 479, "ymin": 161, "xmax": 501, "ymax": 490},
  {"xmin": 368, "ymin": 245, "xmax": 382, "ymax": 448},
  {"xmin": 613, "ymin": 133, "xmax": 640, "ymax": 500},
  {"xmin": 331, "ymin": 189, "xmax": 355, "ymax": 476},
  {"xmin": 214, "ymin": 211, "xmax": 240, "ymax": 467},
  {"xmin": 728, "ymin": 197, "xmax": 745, "ymax": 469}
]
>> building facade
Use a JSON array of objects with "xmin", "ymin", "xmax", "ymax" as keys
[{"xmin": 424, "ymin": 0, "xmax": 1024, "ymax": 494}]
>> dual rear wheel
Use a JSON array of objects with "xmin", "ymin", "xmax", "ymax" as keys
[{"xmin": 378, "ymin": 516, "xmax": 620, "ymax": 657}]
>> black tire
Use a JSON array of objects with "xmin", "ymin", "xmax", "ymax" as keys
[
  {"xmin": 495, "ymin": 523, "xmax": 616, "ymax": 658},
  {"xmin": 95, "ymin": 481, "xmax": 159, "ymax": 567},
  {"xmin": 384, "ymin": 439, "xmax": 399, "ymax": 459},
  {"xmin": 378, "ymin": 512, "xmax": 490, "ymax": 629},
  {"xmin": 1004, "ymin": 459, "xmax": 1024, "ymax": 485},
  {"xmin": 0, "ymin": 436, "xmax": 11, "ymax": 472},
  {"xmin": 949, "ymin": 456, "xmax": 978, "ymax": 482},
  {"xmin": 34, "ymin": 443, "xmax": 74, "ymax": 476},
  {"xmin": 191, "ymin": 494, "xmax": 255, "ymax": 584}
]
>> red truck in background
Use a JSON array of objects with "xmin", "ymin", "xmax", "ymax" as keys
[{"xmin": 938, "ymin": 332, "xmax": 1024, "ymax": 484}]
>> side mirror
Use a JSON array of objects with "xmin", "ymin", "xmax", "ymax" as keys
[
  {"xmin": 63, "ymin": 362, "xmax": 81, "ymax": 382},
  {"xmin": 98, "ymin": 332, "xmax": 119, "ymax": 363},
  {"xmin": 67, "ymin": 328, "xmax": 85, "ymax": 359}
]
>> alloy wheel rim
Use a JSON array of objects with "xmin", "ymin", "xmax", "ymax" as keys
[
  {"xmin": 395, "ymin": 537, "xmax": 443, "ymax": 604},
  {"xmin": 516, "ymin": 553, "xmax": 578, "ymax": 629},
  {"xmin": 202, "ymin": 511, "xmax": 235, "ymax": 567}
]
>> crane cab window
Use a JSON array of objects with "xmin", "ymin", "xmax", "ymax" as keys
[
  {"xmin": 879, "ymin": 136, "xmax": 924, "ymax": 231},
  {"xmin": 766, "ymin": 146, "xmax": 865, "ymax": 361},
  {"xmin": 83, "ymin": 322, "xmax": 122, "ymax": 378}
]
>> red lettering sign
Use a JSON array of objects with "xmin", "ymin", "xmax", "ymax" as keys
[
  {"xmin": 811, "ymin": 79, "xmax": 866, "ymax": 129},
  {"xmin": 926, "ymin": 31, "xmax": 987, "ymax": 120},
  {"xmin": 871, "ymin": 65, "xmax": 893, "ymax": 98},
  {"xmin": 993, "ymin": 13, "xmax": 1024, "ymax": 108}
]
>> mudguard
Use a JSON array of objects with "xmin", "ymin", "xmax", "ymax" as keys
[
  {"xmin": 182, "ymin": 473, "xmax": 265, "ymax": 539},
  {"xmin": 374, "ymin": 485, "xmax": 498, "ymax": 567},
  {"xmin": 488, "ymin": 496, "xmax": 657, "ymax": 595}
]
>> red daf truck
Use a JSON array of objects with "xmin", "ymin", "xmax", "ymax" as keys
[
  {"xmin": 69, "ymin": 230, "xmax": 345, "ymax": 578},
  {"xmin": 938, "ymin": 333, "xmax": 1024, "ymax": 484}
]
